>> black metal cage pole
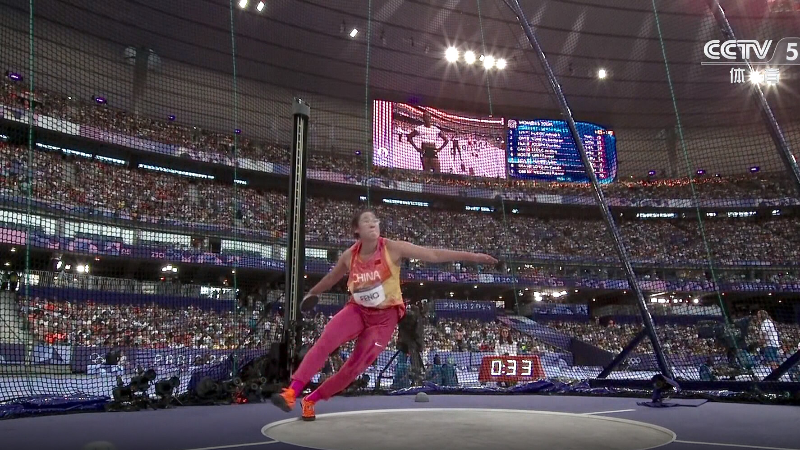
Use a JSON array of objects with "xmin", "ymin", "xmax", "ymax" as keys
[
  {"xmin": 284, "ymin": 98, "xmax": 311, "ymax": 377},
  {"xmin": 705, "ymin": 0, "xmax": 800, "ymax": 193},
  {"xmin": 503, "ymin": 0, "xmax": 673, "ymax": 378}
]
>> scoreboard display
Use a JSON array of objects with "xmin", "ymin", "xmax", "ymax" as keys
[{"xmin": 506, "ymin": 119, "xmax": 617, "ymax": 183}]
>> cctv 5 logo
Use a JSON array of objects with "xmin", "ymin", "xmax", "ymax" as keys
[{"xmin": 703, "ymin": 40, "xmax": 774, "ymax": 60}]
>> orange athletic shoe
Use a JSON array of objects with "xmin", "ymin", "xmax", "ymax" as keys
[
  {"xmin": 301, "ymin": 398, "xmax": 316, "ymax": 421},
  {"xmin": 270, "ymin": 388, "xmax": 296, "ymax": 413}
]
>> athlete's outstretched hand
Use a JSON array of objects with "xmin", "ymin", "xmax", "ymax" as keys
[{"xmin": 473, "ymin": 253, "xmax": 498, "ymax": 264}]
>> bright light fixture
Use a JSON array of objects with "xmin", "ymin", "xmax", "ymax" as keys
[
  {"xmin": 238, "ymin": 0, "xmax": 248, "ymax": 9},
  {"xmin": 598, "ymin": 68, "xmax": 607, "ymax": 79},
  {"xmin": 483, "ymin": 55, "xmax": 495, "ymax": 69},
  {"xmin": 496, "ymin": 58, "xmax": 507, "ymax": 70},
  {"xmin": 464, "ymin": 51, "xmax": 476, "ymax": 65},
  {"xmin": 256, "ymin": 1, "xmax": 265, "ymax": 12},
  {"xmin": 749, "ymin": 70, "xmax": 764, "ymax": 84},
  {"xmin": 445, "ymin": 47, "xmax": 459, "ymax": 62},
  {"xmin": 350, "ymin": 28, "xmax": 358, "ymax": 38}
]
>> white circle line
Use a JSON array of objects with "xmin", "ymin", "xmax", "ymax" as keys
[
  {"xmin": 675, "ymin": 440, "xmax": 800, "ymax": 450},
  {"xmin": 261, "ymin": 408, "xmax": 677, "ymax": 450}
]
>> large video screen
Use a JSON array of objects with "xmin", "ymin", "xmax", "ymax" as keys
[
  {"xmin": 373, "ymin": 100, "xmax": 506, "ymax": 178},
  {"xmin": 506, "ymin": 119, "xmax": 617, "ymax": 183}
]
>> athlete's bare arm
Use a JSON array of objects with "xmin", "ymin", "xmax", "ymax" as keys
[
  {"xmin": 387, "ymin": 239, "xmax": 497, "ymax": 265},
  {"xmin": 307, "ymin": 248, "xmax": 351, "ymax": 296},
  {"xmin": 406, "ymin": 130, "xmax": 421, "ymax": 153}
]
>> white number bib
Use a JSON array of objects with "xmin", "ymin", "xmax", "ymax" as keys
[{"xmin": 352, "ymin": 284, "xmax": 386, "ymax": 307}]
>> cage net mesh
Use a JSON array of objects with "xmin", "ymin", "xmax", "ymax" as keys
[{"xmin": 0, "ymin": 0, "xmax": 799, "ymax": 406}]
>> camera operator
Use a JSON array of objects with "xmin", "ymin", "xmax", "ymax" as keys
[{"xmin": 396, "ymin": 299, "xmax": 427, "ymax": 383}]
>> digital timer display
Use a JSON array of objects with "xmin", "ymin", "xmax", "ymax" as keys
[
  {"xmin": 478, "ymin": 355, "xmax": 546, "ymax": 383},
  {"xmin": 490, "ymin": 358, "xmax": 535, "ymax": 376}
]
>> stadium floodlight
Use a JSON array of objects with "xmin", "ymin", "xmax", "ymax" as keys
[
  {"xmin": 238, "ymin": 0, "xmax": 248, "ymax": 9},
  {"xmin": 496, "ymin": 58, "xmax": 507, "ymax": 70},
  {"xmin": 483, "ymin": 55, "xmax": 495, "ymax": 69},
  {"xmin": 749, "ymin": 70, "xmax": 763, "ymax": 84},
  {"xmin": 598, "ymin": 68, "xmax": 607, "ymax": 79},
  {"xmin": 445, "ymin": 47, "xmax": 459, "ymax": 62},
  {"xmin": 350, "ymin": 28, "xmax": 358, "ymax": 38},
  {"xmin": 256, "ymin": 1, "xmax": 265, "ymax": 12},
  {"xmin": 464, "ymin": 51, "xmax": 476, "ymax": 65}
]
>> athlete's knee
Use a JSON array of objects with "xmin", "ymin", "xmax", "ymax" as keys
[{"xmin": 308, "ymin": 333, "xmax": 341, "ymax": 356}]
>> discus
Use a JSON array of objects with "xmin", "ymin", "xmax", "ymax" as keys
[{"xmin": 300, "ymin": 294, "xmax": 319, "ymax": 311}]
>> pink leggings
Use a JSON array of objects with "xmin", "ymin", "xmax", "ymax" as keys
[{"xmin": 291, "ymin": 302, "xmax": 403, "ymax": 401}]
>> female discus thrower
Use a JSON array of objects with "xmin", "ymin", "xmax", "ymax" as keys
[{"xmin": 271, "ymin": 209, "xmax": 497, "ymax": 420}]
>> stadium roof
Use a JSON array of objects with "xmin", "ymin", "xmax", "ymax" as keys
[{"xmin": 4, "ymin": 0, "xmax": 800, "ymax": 127}]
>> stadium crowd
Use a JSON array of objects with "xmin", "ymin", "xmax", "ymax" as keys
[
  {"xmin": 546, "ymin": 319, "xmax": 800, "ymax": 368},
  {"xmin": 2, "ymin": 80, "xmax": 798, "ymax": 202},
  {"xmin": 3, "ymin": 143, "xmax": 800, "ymax": 267},
  {"xmin": 18, "ymin": 296, "xmax": 800, "ymax": 382},
  {"xmin": 20, "ymin": 297, "xmax": 261, "ymax": 349},
  {"xmin": 20, "ymin": 296, "xmax": 555, "ymax": 358},
  {"xmin": 546, "ymin": 320, "xmax": 725, "ymax": 357}
]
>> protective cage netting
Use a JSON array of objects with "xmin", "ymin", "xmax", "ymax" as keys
[{"xmin": 0, "ymin": 0, "xmax": 799, "ymax": 411}]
